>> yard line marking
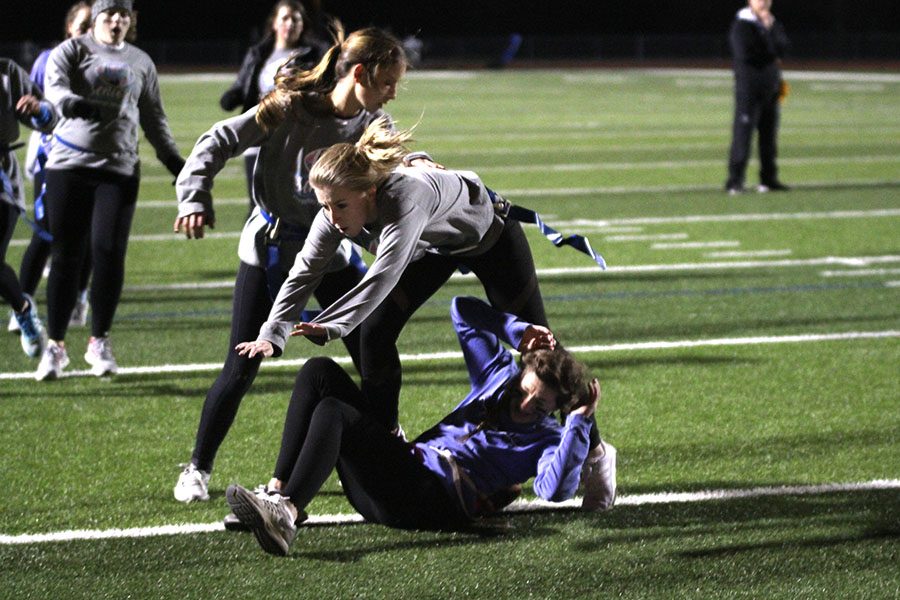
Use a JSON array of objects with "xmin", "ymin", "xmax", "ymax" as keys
[
  {"xmin": 2, "ymin": 330, "xmax": 897, "ymax": 380},
  {"xmin": 653, "ymin": 241, "xmax": 740, "ymax": 249},
  {"xmin": 551, "ymin": 208, "xmax": 900, "ymax": 227},
  {"xmin": 468, "ymin": 154, "xmax": 900, "ymax": 174},
  {"xmin": 605, "ymin": 233, "xmax": 688, "ymax": 242},
  {"xmin": 886, "ymin": 281, "xmax": 900, "ymax": 288},
  {"xmin": 118, "ymin": 253, "xmax": 900, "ymax": 293},
  {"xmin": 2, "ymin": 479, "xmax": 897, "ymax": 545},
  {"xmin": 502, "ymin": 180, "xmax": 900, "ymax": 197},
  {"xmin": 706, "ymin": 250, "xmax": 793, "ymax": 258},
  {"xmin": 820, "ymin": 268, "xmax": 900, "ymax": 277},
  {"xmin": 641, "ymin": 68, "xmax": 900, "ymax": 83}
]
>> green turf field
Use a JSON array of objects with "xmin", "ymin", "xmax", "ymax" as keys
[{"xmin": 1, "ymin": 68, "xmax": 898, "ymax": 599}]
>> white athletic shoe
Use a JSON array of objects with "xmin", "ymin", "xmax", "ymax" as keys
[
  {"xmin": 69, "ymin": 292, "xmax": 89, "ymax": 327},
  {"xmin": 173, "ymin": 464, "xmax": 211, "ymax": 503},
  {"xmin": 14, "ymin": 295, "xmax": 47, "ymax": 358},
  {"xmin": 35, "ymin": 341, "xmax": 70, "ymax": 381},
  {"xmin": 8, "ymin": 311, "xmax": 20, "ymax": 333},
  {"xmin": 226, "ymin": 484, "xmax": 306, "ymax": 556},
  {"xmin": 580, "ymin": 441, "xmax": 617, "ymax": 511},
  {"xmin": 84, "ymin": 336, "xmax": 118, "ymax": 376}
]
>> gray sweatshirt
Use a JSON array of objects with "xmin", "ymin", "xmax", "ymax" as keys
[
  {"xmin": 176, "ymin": 94, "xmax": 387, "ymax": 268},
  {"xmin": 43, "ymin": 34, "xmax": 180, "ymax": 176},
  {"xmin": 1, "ymin": 59, "xmax": 58, "ymax": 210},
  {"xmin": 258, "ymin": 166, "xmax": 503, "ymax": 352}
]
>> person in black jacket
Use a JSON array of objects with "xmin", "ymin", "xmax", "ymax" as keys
[
  {"xmin": 725, "ymin": 0, "xmax": 790, "ymax": 195},
  {"xmin": 219, "ymin": 1, "xmax": 328, "ymax": 214}
]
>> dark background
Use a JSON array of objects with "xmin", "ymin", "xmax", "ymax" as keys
[{"xmin": 2, "ymin": 0, "xmax": 898, "ymax": 44}]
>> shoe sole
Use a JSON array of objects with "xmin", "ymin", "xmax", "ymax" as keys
[
  {"xmin": 226, "ymin": 485, "xmax": 289, "ymax": 556},
  {"xmin": 223, "ymin": 514, "xmax": 250, "ymax": 533}
]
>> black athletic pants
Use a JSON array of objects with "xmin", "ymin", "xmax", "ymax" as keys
[
  {"xmin": 726, "ymin": 79, "xmax": 781, "ymax": 189},
  {"xmin": 0, "ymin": 202, "xmax": 26, "ymax": 311},
  {"xmin": 19, "ymin": 168, "xmax": 91, "ymax": 297},
  {"xmin": 43, "ymin": 168, "xmax": 138, "ymax": 340},
  {"xmin": 190, "ymin": 260, "xmax": 365, "ymax": 472},
  {"xmin": 356, "ymin": 217, "xmax": 548, "ymax": 430},
  {"xmin": 275, "ymin": 356, "xmax": 467, "ymax": 530}
]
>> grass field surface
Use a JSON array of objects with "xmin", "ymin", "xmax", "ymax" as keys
[{"xmin": 1, "ymin": 67, "xmax": 898, "ymax": 599}]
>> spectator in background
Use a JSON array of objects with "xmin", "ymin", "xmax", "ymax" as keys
[
  {"xmin": 8, "ymin": 1, "xmax": 93, "ymax": 337},
  {"xmin": 219, "ymin": 0, "xmax": 328, "ymax": 216},
  {"xmin": 725, "ymin": 0, "xmax": 790, "ymax": 195},
  {"xmin": 1, "ymin": 59, "xmax": 58, "ymax": 358},
  {"xmin": 36, "ymin": 0, "xmax": 185, "ymax": 380}
]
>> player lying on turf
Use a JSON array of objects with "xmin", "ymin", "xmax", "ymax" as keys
[{"xmin": 225, "ymin": 296, "xmax": 617, "ymax": 556}]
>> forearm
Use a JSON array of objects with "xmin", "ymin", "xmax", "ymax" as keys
[{"xmin": 533, "ymin": 414, "xmax": 592, "ymax": 501}]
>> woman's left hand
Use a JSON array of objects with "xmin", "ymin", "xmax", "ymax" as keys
[
  {"xmin": 408, "ymin": 157, "xmax": 446, "ymax": 170},
  {"xmin": 518, "ymin": 325, "xmax": 556, "ymax": 353},
  {"xmin": 291, "ymin": 322, "xmax": 327, "ymax": 338}
]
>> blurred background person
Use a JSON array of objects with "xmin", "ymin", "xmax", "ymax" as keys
[
  {"xmin": 219, "ymin": 0, "xmax": 328, "ymax": 216},
  {"xmin": 36, "ymin": 0, "xmax": 184, "ymax": 380},
  {"xmin": 725, "ymin": 0, "xmax": 790, "ymax": 195},
  {"xmin": 1, "ymin": 59, "xmax": 58, "ymax": 358},
  {"xmin": 8, "ymin": 1, "xmax": 93, "ymax": 337}
]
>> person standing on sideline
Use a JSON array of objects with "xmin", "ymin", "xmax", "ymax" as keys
[
  {"xmin": 226, "ymin": 296, "xmax": 617, "ymax": 557},
  {"xmin": 219, "ymin": 0, "xmax": 327, "ymax": 217},
  {"xmin": 36, "ymin": 0, "xmax": 185, "ymax": 380},
  {"xmin": 8, "ymin": 2, "xmax": 93, "ymax": 337},
  {"xmin": 172, "ymin": 27, "xmax": 415, "ymax": 503},
  {"xmin": 725, "ymin": 0, "xmax": 790, "ymax": 195},
  {"xmin": 1, "ymin": 59, "xmax": 58, "ymax": 359}
]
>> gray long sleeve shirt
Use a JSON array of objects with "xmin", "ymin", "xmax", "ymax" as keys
[
  {"xmin": 43, "ymin": 34, "xmax": 180, "ymax": 176},
  {"xmin": 1, "ymin": 59, "xmax": 58, "ymax": 210},
  {"xmin": 176, "ymin": 94, "xmax": 387, "ymax": 268},
  {"xmin": 258, "ymin": 166, "xmax": 503, "ymax": 352}
]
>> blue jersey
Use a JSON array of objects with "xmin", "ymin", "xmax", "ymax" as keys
[{"xmin": 413, "ymin": 297, "xmax": 592, "ymax": 517}]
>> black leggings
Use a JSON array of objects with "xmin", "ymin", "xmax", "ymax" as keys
[
  {"xmin": 190, "ymin": 260, "xmax": 365, "ymax": 471},
  {"xmin": 358, "ymin": 218, "xmax": 547, "ymax": 428},
  {"xmin": 19, "ymin": 169, "xmax": 91, "ymax": 297},
  {"xmin": 0, "ymin": 202, "xmax": 26, "ymax": 311},
  {"xmin": 275, "ymin": 357, "xmax": 467, "ymax": 530},
  {"xmin": 43, "ymin": 168, "xmax": 138, "ymax": 340}
]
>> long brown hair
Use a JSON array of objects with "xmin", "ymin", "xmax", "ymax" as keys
[{"xmin": 256, "ymin": 25, "xmax": 406, "ymax": 132}]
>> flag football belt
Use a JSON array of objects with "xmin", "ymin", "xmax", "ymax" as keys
[
  {"xmin": 1, "ymin": 142, "xmax": 53, "ymax": 242},
  {"xmin": 487, "ymin": 188, "xmax": 606, "ymax": 269}
]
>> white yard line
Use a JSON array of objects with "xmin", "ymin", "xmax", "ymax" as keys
[
  {"xmin": 2, "ymin": 479, "xmax": 897, "ymax": 545},
  {"xmin": 820, "ymin": 268, "xmax": 900, "ymax": 278},
  {"xmin": 653, "ymin": 241, "xmax": 740, "ymax": 249},
  {"xmin": 605, "ymin": 233, "xmax": 688, "ymax": 242},
  {"xmin": 706, "ymin": 250, "xmax": 793, "ymax": 258},
  {"xmin": 2, "ymin": 330, "xmax": 897, "ymax": 381}
]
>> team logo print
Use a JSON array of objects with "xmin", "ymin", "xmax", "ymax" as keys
[
  {"xmin": 295, "ymin": 148, "xmax": 326, "ymax": 198},
  {"xmin": 95, "ymin": 61, "xmax": 132, "ymax": 87}
]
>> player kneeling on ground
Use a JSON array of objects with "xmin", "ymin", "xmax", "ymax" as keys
[{"xmin": 225, "ymin": 296, "xmax": 617, "ymax": 556}]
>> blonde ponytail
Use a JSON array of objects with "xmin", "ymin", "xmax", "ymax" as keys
[
  {"xmin": 255, "ymin": 23, "xmax": 407, "ymax": 133},
  {"xmin": 310, "ymin": 116, "xmax": 413, "ymax": 191}
]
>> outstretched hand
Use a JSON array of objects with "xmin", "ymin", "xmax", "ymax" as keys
[
  {"xmin": 173, "ymin": 211, "xmax": 214, "ymax": 239},
  {"xmin": 290, "ymin": 322, "xmax": 327, "ymax": 338},
  {"xmin": 408, "ymin": 157, "xmax": 446, "ymax": 170},
  {"xmin": 571, "ymin": 378, "xmax": 600, "ymax": 418},
  {"xmin": 518, "ymin": 324, "xmax": 556, "ymax": 353},
  {"xmin": 235, "ymin": 340, "xmax": 274, "ymax": 358}
]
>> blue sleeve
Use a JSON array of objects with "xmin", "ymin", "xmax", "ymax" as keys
[
  {"xmin": 533, "ymin": 413, "xmax": 592, "ymax": 501},
  {"xmin": 450, "ymin": 296, "xmax": 530, "ymax": 394},
  {"xmin": 29, "ymin": 50, "xmax": 51, "ymax": 91}
]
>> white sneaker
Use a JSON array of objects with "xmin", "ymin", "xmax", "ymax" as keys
[
  {"xmin": 226, "ymin": 484, "xmax": 306, "ymax": 556},
  {"xmin": 14, "ymin": 295, "xmax": 47, "ymax": 358},
  {"xmin": 8, "ymin": 311, "xmax": 20, "ymax": 333},
  {"xmin": 69, "ymin": 291, "xmax": 89, "ymax": 327},
  {"xmin": 173, "ymin": 463, "xmax": 211, "ymax": 502},
  {"xmin": 84, "ymin": 336, "xmax": 118, "ymax": 376},
  {"xmin": 35, "ymin": 341, "xmax": 70, "ymax": 381},
  {"xmin": 580, "ymin": 441, "xmax": 617, "ymax": 511}
]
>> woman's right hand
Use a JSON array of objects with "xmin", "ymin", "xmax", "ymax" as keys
[
  {"xmin": 235, "ymin": 340, "xmax": 274, "ymax": 358},
  {"xmin": 173, "ymin": 211, "xmax": 214, "ymax": 239}
]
